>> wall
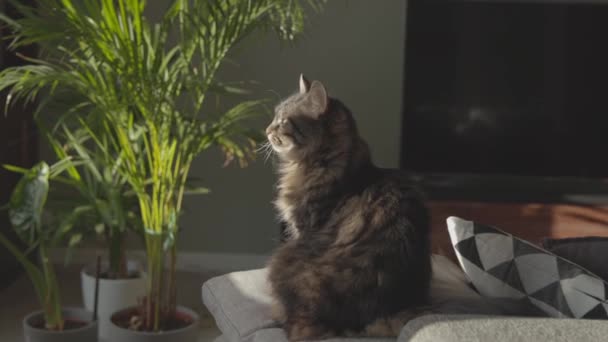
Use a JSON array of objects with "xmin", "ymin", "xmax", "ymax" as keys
[{"xmin": 178, "ymin": 0, "xmax": 407, "ymax": 255}]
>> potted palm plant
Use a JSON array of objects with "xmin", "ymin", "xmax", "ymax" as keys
[
  {"xmin": 0, "ymin": 161, "xmax": 98, "ymax": 342},
  {"xmin": 0, "ymin": 0, "xmax": 325, "ymax": 340}
]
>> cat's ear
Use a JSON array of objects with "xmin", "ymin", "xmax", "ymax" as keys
[
  {"xmin": 308, "ymin": 80, "xmax": 328, "ymax": 117},
  {"xmin": 299, "ymin": 74, "xmax": 311, "ymax": 94}
]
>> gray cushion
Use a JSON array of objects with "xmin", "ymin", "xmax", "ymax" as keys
[
  {"xmin": 202, "ymin": 268, "xmax": 278, "ymax": 342},
  {"xmin": 202, "ymin": 268, "xmax": 394, "ymax": 342},
  {"xmin": 250, "ymin": 328, "xmax": 287, "ymax": 342},
  {"xmin": 399, "ymin": 314, "xmax": 608, "ymax": 342}
]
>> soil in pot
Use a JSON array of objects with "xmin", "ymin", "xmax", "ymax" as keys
[
  {"xmin": 30, "ymin": 319, "xmax": 89, "ymax": 331},
  {"xmin": 111, "ymin": 308, "xmax": 194, "ymax": 331}
]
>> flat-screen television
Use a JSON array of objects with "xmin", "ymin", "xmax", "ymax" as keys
[{"xmin": 401, "ymin": 1, "xmax": 608, "ymax": 203}]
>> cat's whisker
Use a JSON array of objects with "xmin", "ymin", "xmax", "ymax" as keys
[
  {"xmin": 254, "ymin": 141, "xmax": 276, "ymax": 164},
  {"xmin": 255, "ymin": 142, "xmax": 271, "ymax": 153},
  {"xmin": 264, "ymin": 147, "xmax": 275, "ymax": 164}
]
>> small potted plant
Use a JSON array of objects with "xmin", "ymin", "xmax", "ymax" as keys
[
  {"xmin": 40, "ymin": 122, "xmax": 147, "ymax": 340},
  {"xmin": 0, "ymin": 161, "xmax": 98, "ymax": 342}
]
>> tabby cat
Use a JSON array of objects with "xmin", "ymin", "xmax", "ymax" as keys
[{"xmin": 266, "ymin": 75, "xmax": 431, "ymax": 341}]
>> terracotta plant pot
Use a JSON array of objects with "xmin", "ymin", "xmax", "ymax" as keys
[
  {"xmin": 106, "ymin": 305, "xmax": 200, "ymax": 342},
  {"xmin": 81, "ymin": 259, "xmax": 147, "ymax": 340},
  {"xmin": 22, "ymin": 307, "xmax": 98, "ymax": 342}
]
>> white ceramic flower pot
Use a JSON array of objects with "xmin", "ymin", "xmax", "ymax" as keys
[
  {"xmin": 81, "ymin": 260, "xmax": 146, "ymax": 340},
  {"xmin": 23, "ymin": 307, "xmax": 98, "ymax": 342},
  {"xmin": 106, "ymin": 305, "xmax": 200, "ymax": 342}
]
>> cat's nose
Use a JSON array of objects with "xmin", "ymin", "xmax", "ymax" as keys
[{"xmin": 266, "ymin": 125, "xmax": 274, "ymax": 135}]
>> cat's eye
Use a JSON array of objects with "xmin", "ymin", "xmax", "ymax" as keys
[{"xmin": 279, "ymin": 118, "xmax": 287, "ymax": 125}]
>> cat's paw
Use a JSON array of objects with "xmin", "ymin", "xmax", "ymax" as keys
[{"xmin": 270, "ymin": 301, "xmax": 287, "ymax": 324}]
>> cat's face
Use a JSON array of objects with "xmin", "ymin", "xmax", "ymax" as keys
[{"xmin": 266, "ymin": 75, "xmax": 330, "ymax": 161}]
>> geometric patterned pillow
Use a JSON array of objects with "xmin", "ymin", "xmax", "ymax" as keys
[{"xmin": 447, "ymin": 216, "xmax": 608, "ymax": 319}]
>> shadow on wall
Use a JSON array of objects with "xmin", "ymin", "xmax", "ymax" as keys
[{"xmin": 0, "ymin": 0, "xmax": 39, "ymax": 291}]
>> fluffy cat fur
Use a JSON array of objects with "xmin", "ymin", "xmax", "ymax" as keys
[{"xmin": 266, "ymin": 75, "xmax": 432, "ymax": 341}]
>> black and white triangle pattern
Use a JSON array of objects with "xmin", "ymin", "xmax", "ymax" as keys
[{"xmin": 447, "ymin": 216, "xmax": 608, "ymax": 319}]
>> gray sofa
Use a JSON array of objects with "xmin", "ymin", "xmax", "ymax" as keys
[
  {"xmin": 202, "ymin": 257, "xmax": 608, "ymax": 342},
  {"xmin": 210, "ymin": 315, "xmax": 608, "ymax": 342}
]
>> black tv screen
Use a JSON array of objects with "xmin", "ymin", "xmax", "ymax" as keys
[{"xmin": 401, "ymin": 1, "xmax": 608, "ymax": 179}]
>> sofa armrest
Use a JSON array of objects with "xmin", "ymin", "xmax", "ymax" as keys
[{"xmin": 399, "ymin": 314, "xmax": 608, "ymax": 342}]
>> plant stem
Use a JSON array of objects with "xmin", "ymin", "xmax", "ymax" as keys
[
  {"xmin": 154, "ymin": 237, "xmax": 163, "ymax": 331},
  {"xmin": 145, "ymin": 240, "xmax": 154, "ymax": 330},
  {"xmin": 39, "ymin": 244, "xmax": 63, "ymax": 330},
  {"xmin": 144, "ymin": 234, "xmax": 163, "ymax": 331},
  {"xmin": 167, "ymin": 244, "xmax": 177, "ymax": 320},
  {"xmin": 108, "ymin": 231, "xmax": 127, "ymax": 279},
  {"xmin": 0, "ymin": 231, "xmax": 46, "ymax": 312}
]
